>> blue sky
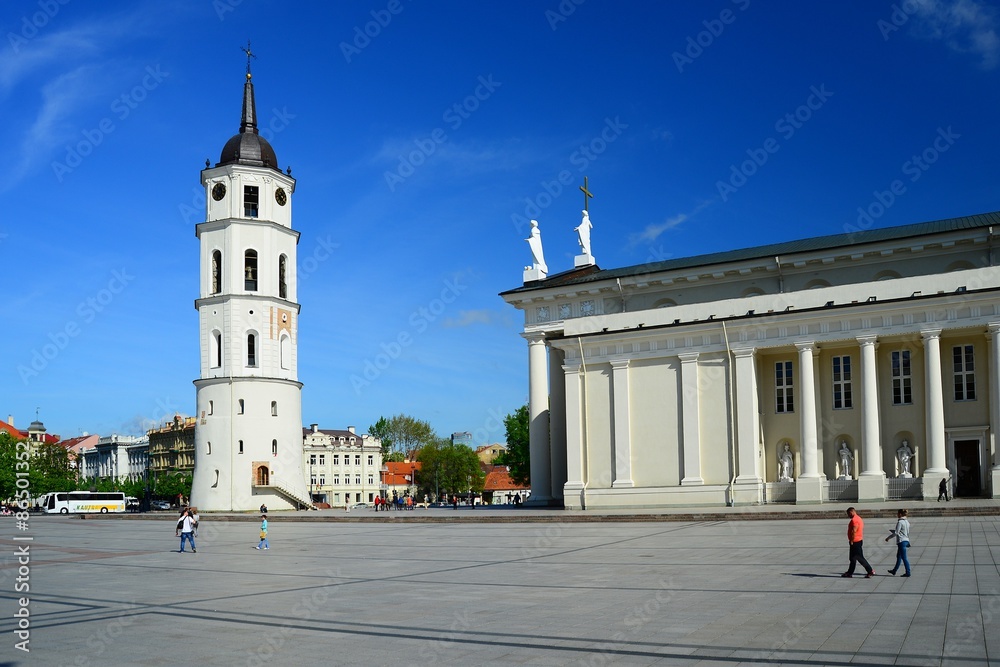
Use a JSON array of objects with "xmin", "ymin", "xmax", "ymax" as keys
[{"xmin": 3, "ymin": 0, "xmax": 999, "ymax": 443}]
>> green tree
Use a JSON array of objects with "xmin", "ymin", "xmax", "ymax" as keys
[
  {"xmin": 368, "ymin": 414, "xmax": 435, "ymax": 457},
  {"xmin": 495, "ymin": 405, "xmax": 529, "ymax": 486},
  {"xmin": 384, "ymin": 451, "xmax": 405, "ymax": 463},
  {"xmin": 0, "ymin": 431, "xmax": 25, "ymax": 501},
  {"xmin": 154, "ymin": 472, "xmax": 192, "ymax": 503},
  {"xmin": 416, "ymin": 439, "xmax": 485, "ymax": 499},
  {"xmin": 29, "ymin": 443, "xmax": 78, "ymax": 495}
]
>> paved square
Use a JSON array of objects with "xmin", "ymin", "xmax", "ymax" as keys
[{"xmin": 3, "ymin": 512, "xmax": 999, "ymax": 666}]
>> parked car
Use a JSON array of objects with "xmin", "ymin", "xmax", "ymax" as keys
[
  {"xmin": 352, "ymin": 502, "xmax": 369, "ymax": 509},
  {"xmin": 150, "ymin": 500, "xmax": 171, "ymax": 510}
]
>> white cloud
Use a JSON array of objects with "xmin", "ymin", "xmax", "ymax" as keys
[
  {"xmin": 912, "ymin": 0, "xmax": 1000, "ymax": 69},
  {"xmin": 628, "ymin": 213, "xmax": 687, "ymax": 246}
]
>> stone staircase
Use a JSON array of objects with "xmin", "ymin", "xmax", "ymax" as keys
[{"xmin": 254, "ymin": 476, "xmax": 316, "ymax": 510}]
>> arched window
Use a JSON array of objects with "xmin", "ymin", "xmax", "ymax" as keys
[
  {"xmin": 280, "ymin": 333, "xmax": 290, "ymax": 370},
  {"xmin": 272, "ymin": 439, "xmax": 278, "ymax": 456},
  {"xmin": 238, "ymin": 399, "xmax": 245, "ymax": 415},
  {"xmin": 207, "ymin": 441, "xmax": 212, "ymax": 455},
  {"xmin": 247, "ymin": 333, "xmax": 257, "ymax": 367},
  {"xmin": 238, "ymin": 440, "xmax": 244, "ymax": 454},
  {"xmin": 271, "ymin": 401, "xmax": 278, "ymax": 416},
  {"xmin": 208, "ymin": 400, "xmax": 214, "ymax": 416},
  {"xmin": 211, "ymin": 250, "xmax": 222, "ymax": 294},
  {"xmin": 211, "ymin": 470, "xmax": 219, "ymax": 488},
  {"xmin": 244, "ymin": 250, "xmax": 258, "ymax": 291},
  {"xmin": 278, "ymin": 254, "xmax": 287, "ymax": 299},
  {"xmin": 211, "ymin": 330, "xmax": 222, "ymax": 369}
]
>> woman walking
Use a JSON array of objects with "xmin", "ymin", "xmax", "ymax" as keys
[{"xmin": 885, "ymin": 509, "xmax": 911, "ymax": 577}]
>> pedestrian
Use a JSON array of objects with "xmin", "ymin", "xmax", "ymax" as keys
[
  {"xmin": 885, "ymin": 509, "xmax": 911, "ymax": 577},
  {"xmin": 452, "ymin": 494, "xmax": 458, "ymax": 510},
  {"xmin": 260, "ymin": 503, "xmax": 268, "ymax": 513},
  {"xmin": 256, "ymin": 514, "xmax": 269, "ymax": 550},
  {"xmin": 190, "ymin": 506, "xmax": 200, "ymax": 538},
  {"xmin": 842, "ymin": 507, "xmax": 874, "ymax": 578},
  {"xmin": 176, "ymin": 508, "xmax": 196, "ymax": 553},
  {"xmin": 938, "ymin": 477, "xmax": 950, "ymax": 502}
]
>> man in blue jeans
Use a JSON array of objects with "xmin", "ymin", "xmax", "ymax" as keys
[
  {"xmin": 177, "ymin": 509, "xmax": 196, "ymax": 553},
  {"xmin": 885, "ymin": 509, "xmax": 912, "ymax": 577}
]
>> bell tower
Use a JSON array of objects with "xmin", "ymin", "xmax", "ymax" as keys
[{"xmin": 190, "ymin": 53, "xmax": 312, "ymax": 511}]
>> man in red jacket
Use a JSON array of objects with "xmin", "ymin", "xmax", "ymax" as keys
[{"xmin": 842, "ymin": 507, "xmax": 874, "ymax": 578}]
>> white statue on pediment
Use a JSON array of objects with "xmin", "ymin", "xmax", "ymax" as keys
[{"xmin": 526, "ymin": 220, "xmax": 547, "ymax": 273}]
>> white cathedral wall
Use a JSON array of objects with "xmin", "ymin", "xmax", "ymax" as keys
[
  {"xmin": 628, "ymin": 358, "xmax": 680, "ymax": 488},
  {"xmin": 698, "ymin": 355, "xmax": 732, "ymax": 485},
  {"xmin": 583, "ymin": 366, "xmax": 612, "ymax": 488}
]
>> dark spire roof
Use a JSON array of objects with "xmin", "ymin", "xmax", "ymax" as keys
[{"xmin": 217, "ymin": 72, "xmax": 278, "ymax": 170}]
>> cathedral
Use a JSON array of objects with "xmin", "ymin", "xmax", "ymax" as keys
[
  {"xmin": 190, "ymin": 61, "xmax": 312, "ymax": 511},
  {"xmin": 502, "ymin": 208, "xmax": 1000, "ymax": 508}
]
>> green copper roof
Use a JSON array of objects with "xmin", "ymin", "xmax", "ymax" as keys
[{"xmin": 501, "ymin": 209, "xmax": 1000, "ymax": 295}]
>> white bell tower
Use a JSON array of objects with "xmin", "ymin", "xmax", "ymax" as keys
[{"xmin": 190, "ymin": 56, "xmax": 312, "ymax": 511}]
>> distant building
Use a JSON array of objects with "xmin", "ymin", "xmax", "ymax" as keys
[
  {"xmin": 148, "ymin": 415, "xmax": 196, "ymax": 478},
  {"xmin": 451, "ymin": 431, "xmax": 473, "ymax": 446},
  {"xmin": 302, "ymin": 425, "xmax": 383, "ymax": 506},
  {"xmin": 383, "ymin": 461, "xmax": 422, "ymax": 501},
  {"xmin": 482, "ymin": 465, "xmax": 530, "ymax": 504},
  {"xmin": 2, "ymin": 415, "xmax": 60, "ymax": 454},
  {"xmin": 79, "ymin": 434, "xmax": 149, "ymax": 483},
  {"xmin": 476, "ymin": 443, "xmax": 506, "ymax": 464},
  {"xmin": 58, "ymin": 434, "xmax": 100, "ymax": 469}
]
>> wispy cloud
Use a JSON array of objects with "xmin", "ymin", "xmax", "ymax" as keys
[
  {"xmin": 442, "ymin": 309, "xmax": 512, "ymax": 328},
  {"xmin": 912, "ymin": 0, "xmax": 1000, "ymax": 69},
  {"xmin": 0, "ymin": 26, "xmax": 104, "ymax": 94},
  {"xmin": 628, "ymin": 213, "xmax": 687, "ymax": 247}
]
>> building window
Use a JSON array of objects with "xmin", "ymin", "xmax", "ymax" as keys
[
  {"xmin": 953, "ymin": 344, "xmax": 976, "ymax": 401},
  {"xmin": 244, "ymin": 185, "xmax": 259, "ymax": 218},
  {"xmin": 319, "ymin": 476, "xmax": 325, "ymax": 485},
  {"xmin": 311, "ymin": 475, "xmax": 317, "ymax": 485},
  {"xmin": 891, "ymin": 350, "xmax": 912, "ymax": 405},
  {"xmin": 333, "ymin": 455, "xmax": 339, "ymax": 465},
  {"xmin": 355, "ymin": 455, "xmax": 361, "ymax": 466},
  {"xmin": 775, "ymin": 361, "xmax": 794, "ymax": 413},
  {"xmin": 247, "ymin": 333, "xmax": 257, "ymax": 367},
  {"xmin": 211, "ymin": 250, "xmax": 222, "ymax": 294},
  {"xmin": 368, "ymin": 475, "xmax": 374, "ymax": 485},
  {"xmin": 280, "ymin": 334, "xmax": 290, "ymax": 371},
  {"xmin": 333, "ymin": 475, "xmax": 340, "ymax": 485},
  {"xmin": 271, "ymin": 401, "xmax": 277, "ymax": 416},
  {"xmin": 367, "ymin": 455, "xmax": 373, "ymax": 466},
  {"xmin": 319, "ymin": 454, "xmax": 325, "ymax": 465},
  {"xmin": 238, "ymin": 440, "xmax": 244, "ymax": 454},
  {"xmin": 211, "ymin": 330, "xmax": 222, "ymax": 369},
  {"xmin": 207, "ymin": 441, "xmax": 211, "ymax": 455},
  {"xmin": 832, "ymin": 355, "xmax": 853, "ymax": 409},
  {"xmin": 272, "ymin": 439, "xmax": 277, "ymax": 456},
  {"xmin": 310, "ymin": 454, "xmax": 317, "ymax": 465},
  {"xmin": 355, "ymin": 476, "xmax": 361, "ymax": 485},
  {"xmin": 238, "ymin": 399, "xmax": 245, "ymax": 414},
  {"xmin": 208, "ymin": 400, "xmax": 214, "ymax": 416},
  {"xmin": 244, "ymin": 250, "xmax": 258, "ymax": 291},
  {"xmin": 278, "ymin": 255, "xmax": 287, "ymax": 299}
]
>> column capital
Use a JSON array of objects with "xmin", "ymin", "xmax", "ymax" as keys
[
  {"xmin": 678, "ymin": 352, "xmax": 700, "ymax": 363},
  {"xmin": 794, "ymin": 341, "xmax": 817, "ymax": 353},
  {"xmin": 732, "ymin": 347, "xmax": 756, "ymax": 359},
  {"xmin": 562, "ymin": 363, "xmax": 582, "ymax": 376},
  {"xmin": 856, "ymin": 334, "xmax": 878, "ymax": 347},
  {"xmin": 921, "ymin": 328, "xmax": 943, "ymax": 341},
  {"xmin": 610, "ymin": 358, "xmax": 630, "ymax": 370},
  {"xmin": 987, "ymin": 322, "xmax": 1000, "ymax": 336},
  {"xmin": 522, "ymin": 331, "xmax": 547, "ymax": 344}
]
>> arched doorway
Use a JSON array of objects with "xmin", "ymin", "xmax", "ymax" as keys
[{"xmin": 256, "ymin": 465, "xmax": 270, "ymax": 486}]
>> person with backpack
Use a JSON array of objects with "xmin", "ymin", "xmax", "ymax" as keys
[{"xmin": 176, "ymin": 508, "xmax": 196, "ymax": 553}]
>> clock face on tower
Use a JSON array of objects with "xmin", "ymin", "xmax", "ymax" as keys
[
  {"xmin": 211, "ymin": 182, "xmax": 226, "ymax": 201},
  {"xmin": 275, "ymin": 187, "xmax": 287, "ymax": 206}
]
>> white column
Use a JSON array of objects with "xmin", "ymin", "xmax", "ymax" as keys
[
  {"xmin": 988, "ymin": 325, "xmax": 1000, "ymax": 498},
  {"xmin": 679, "ymin": 352, "xmax": 704, "ymax": 485},
  {"xmin": 858, "ymin": 336, "xmax": 883, "ymax": 476},
  {"xmin": 610, "ymin": 358, "xmax": 633, "ymax": 488},
  {"xmin": 525, "ymin": 332, "xmax": 551, "ymax": 503},
  {"xmin": 796, "ymin": 342, "xmax": 820, "ymax": 478},
  {"xmin": 733, "ymin": 349, "xmax": 761, "ymax": 490},
  {"xmin": 857, "ymin": 335, "xmax": 885, "ymax": 502},
  {"xmin": 563, "ymin": 362, "xmax": 586, "ymax": 509},
  {"xmin": 549, "ymin": 346, "xmax": 567, "ymax": 501},
  {"xmin": 923, "ymin": 329, "xmax": 948, "ymax": 474}
]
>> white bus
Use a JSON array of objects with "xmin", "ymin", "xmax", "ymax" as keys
[{"xmin": 45, "ymin": 492, "xmax": 127, "ymax": 514}]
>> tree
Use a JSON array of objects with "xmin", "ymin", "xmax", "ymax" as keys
[
  {"xmin": 495, "ymin": 405, "xmax": 529, "ymax": 486},
  {"xmin": 0, "ymin": 431, "xmax": 24, "ymax": 501},
  {"xmin": 384, "ymin": 451, "xmax": 405, "ymax": 463},
  {"xmin": 29, "ymin": 443, "xmax": 78, "ymax": 495},
  {"xmin": 416, "ymin": 439, "xmax": 485, "ymax": 499},
  {"xmin": 368, "ymin": 414, "xmax": 435, "ymax": 457}
]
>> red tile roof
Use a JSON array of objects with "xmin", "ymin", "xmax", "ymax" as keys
[
  {"xmin": 484, "ymin": 467, "xmax": 529, "ymax": 492},
  {"xmin": 0, "ymin": 421, "xmax": 26, "ymax": 440}
]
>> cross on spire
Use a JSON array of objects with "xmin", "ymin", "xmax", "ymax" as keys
[
  {"xmin": 241, "ymin": 40, "xmax": 256, "ymax": 78},
  {"xmin": 579, "ymin": 176, "xmax": 594, "ymax": 212}
]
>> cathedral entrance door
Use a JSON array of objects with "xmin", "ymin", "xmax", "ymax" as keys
[{"xmin": 953, "ymin": 440, "xmax": 982, "ymax": 497}]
